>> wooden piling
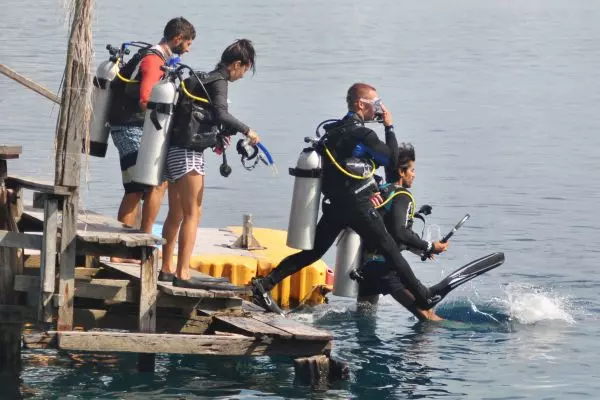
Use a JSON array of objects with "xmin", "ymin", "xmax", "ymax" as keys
[
  {"xmin": 0, "ymin": 147, "xmax": 24, "ymax": 375},
  {"xmin": 54, "ymin": 0, "xmax": 93, "ymax": 331}
]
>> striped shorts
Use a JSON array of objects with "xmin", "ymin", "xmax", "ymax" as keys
[
  {"xmin": 165, "ymin": 146, "xmax": 206, "ymax": 182},
  {"xmin": 110, "ymin": 125, "xmax": 150, "ymax": 193}
]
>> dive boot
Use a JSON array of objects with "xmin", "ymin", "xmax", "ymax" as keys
[{"xmin": 250, "ymin": 278, "xmax": 285, "ymax": 316}]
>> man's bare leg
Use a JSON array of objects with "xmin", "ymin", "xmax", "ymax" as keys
[
  {"xmin": 112, "ymin": 192, "xmax": 144, "ymax": 263},
  {"xmin": 141, "ymin": 181, "xmax": 168, "ymax": 234}
]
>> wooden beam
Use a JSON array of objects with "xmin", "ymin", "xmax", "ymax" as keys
[
  {"xmin": 54, "ymin": 331, "xmax": 331, "ymax": 357},
  {"xmin": 0, "ymin": 230, "xmax": 42, "ymax": 250},
  {"xmin": 0, "ymin": 64, "xmax": 61, "ymax": 104},
  {"xmin": 0, "ymin": 159, "xmax": 24, "ymax": 374},
  {"xmin": 138, "ymin": 247, "xmax": 158, "ymax": 371},
  {"xmin": 57, "ymin": 194, "xmax": 78, "ymax": 331},
  {"xmin": 39, "ymin": 198, "xmax": 58, "ymax": 323},
  {"xmin": 5, "ymin": 175, "xmax": 72, "ymax": 196}
]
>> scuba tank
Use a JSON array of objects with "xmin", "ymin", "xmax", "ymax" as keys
[
  {"xmin": 333, "ymin": 228, "xmax": 361, "ymax": 298},
  {"xmin": 88, "ymin": 45, "xmax": 121, "ymax": 157},
  {"xmin": 133, "ymin": 57, "xmax": 180, "ymax": 186},
  {"xmin": 286, "ymin": 139, "xmax": 323, "ymax": 250}
]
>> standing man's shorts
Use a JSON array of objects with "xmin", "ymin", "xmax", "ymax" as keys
[{"xmin": 110, "ymin": 125, "xmax": 150, "ymax": 194}]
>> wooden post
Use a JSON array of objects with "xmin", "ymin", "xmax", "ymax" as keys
[
  {"xmin": 138, "ymin": 246, "xmax": 158, "ymax": 372},
  {"xmin": 294, "ymin": 354, "xmax": 349, "ymax": 386},
  {"xmin": 39, "ymin": 197, "xmax": 58, "ymax": 323},
  {"xmin": 54, "ymin": 0, "xmax": 93, "ymax": 332},
  {"xmin": 0, "ymin": 147, "xmax": 24, "ymax": 376}
]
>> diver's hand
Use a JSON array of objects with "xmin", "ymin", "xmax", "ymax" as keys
[
  {"xmin": 246, "ymin": 129, "xmax": 260, "ymax": 146},
  {"xmin": 370, "ymin": 192, "xmax": 384, "ymax": 207},
  {"xmin": 433, "ymin": 241, "xmax": 449, "ymax": 254},
  {"xmin": 381, "ymin": 103, "xmax": 393, "ymax": 127}
]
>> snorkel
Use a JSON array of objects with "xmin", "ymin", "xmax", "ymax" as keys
[{"xmin": 236, "ymin": 138, "xmax": 278, "ymax": 175}]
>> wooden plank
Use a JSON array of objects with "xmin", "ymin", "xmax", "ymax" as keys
[
  {"xmin": 0, "ymin": 64, "xmax": 61, "ymax": 104},
  {"xmin": 39, "ymin": 198, "xmax": 58, "ymax": 323},
  {"xmin": 212, "ymin": 315, "xmax": 293, "ymax": 339},
  {"xmin": 250, "ymin": 313, "xmax": 333, "ymax": 341},
  {"xmin": 0, "ymin": 230, "xmax": 42, "ymax": 250},
  {"xmin": 22, "ymin": 206, "xmax": 163, "ymax": 247},
  {"xmin": 0, "ymin": 145, "xmax": 22, "ymax": 159},
  {"xmin": 14, "ymin": 274, "xmax": 240, "ymax": 310},
  {"xmin": 22, "ymin": 331, "xmax": 57, "ymax": 349},
  {"xmin": 57, "ymin": 194, "xmax": 77, "ymax": 331},
  {"xmin": 73, "ymin": 308, "xmax": 212, "ymax": 335},
  {"xmin": 55, "ymin": 331, "xmax": 330, "ymax": 357},
  {"xmin": 100, "ymin": 260, "xmax": 239, "ymax": 300},
  {"xmin": 139, "ymin": 247, "xmax": 157, "ymax": 334},
  {"xmin": 5, "ymin": 176, "xmax": 71, "ymax": 196}
]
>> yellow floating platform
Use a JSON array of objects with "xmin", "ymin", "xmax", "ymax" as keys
[{"xmin": 184, "ymin": 226, "xmax": 333, "ymax": 309}]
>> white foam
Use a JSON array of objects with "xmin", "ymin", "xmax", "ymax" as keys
[{"xmin": 497, "ymin": 283, "xmax": 575, "ymax": 325}]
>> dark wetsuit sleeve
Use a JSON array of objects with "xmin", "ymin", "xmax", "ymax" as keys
[
  {"xmin": 361, "ymin": 128, "xmax": 394, "ymax": 167},
  {"xmin": 384, "ymin": 126, "xmax": 399, "ymax": 182},
  {"xmin": 210, "ymin": 78, "xmax": 250, "ymax": 134},
  {"xmin": 389, "ymin": 194, "xmax": 430, "ymax": 252}
]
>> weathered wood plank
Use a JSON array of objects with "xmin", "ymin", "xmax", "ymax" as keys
[
  {"xmin": 22, "ymin": 206, "xmax": 163, "ymax": 247},
  {"xmin": 54, "ymin": 331, "xmax": 330, "ymax": 357},
  {"xmin": 73, "ymin": 308, "xmax": 212, "ymax": 335},
  {"xmin": 250, "ymin": 313, "xmax": 333, "ymax": 341},
  {"xmin": 57, "ymin": 194, "xmax": 77, "ymax": 331},
  {"xmin": 0, "ymin": 146, "xmax": 22, "ymax": 159},
  {"xmin": 5, "ymin": 175, "xmax": 71, "ymax": 196},
  {"xmin": 0, "ymin": 63, "xmax": 61, "ymax": 105},
  {"xmin": 39, "ymin": 197, "xmax": 58, "ymax": 322},
  {"xmin": 139, "ymin": 247, "xmax": 157, "ymax": 334},
  {"xmin": 212, "ymin": 315, "xmax": 293, "ymax": 339},
  {"xmin": 0, "ymin": 230, "xmax": 42, "ymax": 250}
]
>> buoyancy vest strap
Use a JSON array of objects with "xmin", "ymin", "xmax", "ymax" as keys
[
  {"xmin": 376, "ymin": 189, "xmax": 416, "ymax": 218},
  {"xmin": 115, "ymin": 46, "xmax": 167, "ymax": 84}
]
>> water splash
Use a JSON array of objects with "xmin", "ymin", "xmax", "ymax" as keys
[{"xmin": 496, "ymin": 282, "xmax": 576, "ymax": 325}]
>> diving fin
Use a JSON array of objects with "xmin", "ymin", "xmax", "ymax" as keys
[{"xmin": 428, "ymin": 252, "xmax": 505, "ymax": 307}]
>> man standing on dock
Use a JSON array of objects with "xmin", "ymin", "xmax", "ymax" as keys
[{"xmin": 107, "ymin": 17, "xmax": 195, "ymax": 261}]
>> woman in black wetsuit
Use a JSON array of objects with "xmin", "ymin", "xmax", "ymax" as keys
[
  {"xmin": 358, "ymin": 143, "xmax": 448, "ymax": 321},
  {"xmin": 159, "ymin": 39, "xmax": 260, "ymax": 289}
]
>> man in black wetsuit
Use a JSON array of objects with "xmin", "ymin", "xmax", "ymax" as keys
[
  {"xmin": 251, "ymin": 83, "xmax": 437, "ymax": 315},
  {"xmin": 358, "ymin": 143, "xmax": 448, "ymax": 321}
]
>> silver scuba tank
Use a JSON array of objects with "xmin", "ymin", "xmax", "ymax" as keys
[
  {"xmin": 133, "ymin": 73, "xmax": 178, "ymax": 186},
  {"xmin": 286, "ymin": 147, "xmax": 323, "ymax": 250},
  {"xmin": 88, "ymin": 55, "xmax": 119, "ymax": 157},
  {"xmin": 333, "ymin": 228, "xmax": 362, "ymax": 298}
]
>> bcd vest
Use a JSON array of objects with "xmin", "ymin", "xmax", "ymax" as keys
[
  {"xmin": 107, "ymin": 46, "xmax": 166, "ymax": 127},
  {"xmin": 169, "ymin": 70, "xmax": 227, "ymax": 151}
]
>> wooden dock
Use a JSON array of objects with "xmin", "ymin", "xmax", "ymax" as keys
[{"xmin": 1, "ymin": 153, "xmax": 340, "ymax": 382}]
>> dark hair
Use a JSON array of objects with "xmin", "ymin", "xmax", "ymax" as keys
[
  {"xmin": 397, "ymin": 142, "xmax": 415, "ymax": 171},
  {"xmin": 163, "ymin": 17, "xmax": 196, "ymax": 41},
  {"xmin": 346, "ymin": 83, "xmax": 376, "ymax": 110},
  {"xmin": 217, "ymin": 39, "xmax": 256, "ymax": 74}
]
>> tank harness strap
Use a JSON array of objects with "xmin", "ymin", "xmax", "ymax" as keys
[
  {"xmin": 375, "ymin": 189, "xmax": 416, "ymax": 216},
  {"xmin": 93, "ymin": 76, "xmax": 110, "ymax": 89},
  {"xmin": 146, "ymin": 101, "xmax": 175, "ymax": 130},
  {"xmin": 365, "ymin": 189, "xmax": 417, "ymax": 262},
  {"xmin": 180, "ymin": 72, "xmax": 226, "ymax": 104},
  {"xmin": 115, "ymin": 47, "xmax": 167, "ymax": 84}
]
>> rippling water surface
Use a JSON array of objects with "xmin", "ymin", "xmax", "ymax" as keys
[{"xmin": 1, "ymin": 0, "xmax": 599, "ymax": 398}]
